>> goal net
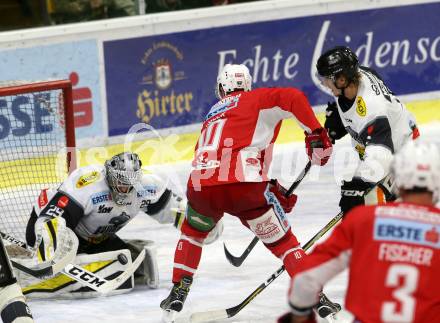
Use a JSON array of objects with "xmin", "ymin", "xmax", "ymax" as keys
[{"xmin": 0, "ymin": 80, "xmax": 76, "ymax": 242}]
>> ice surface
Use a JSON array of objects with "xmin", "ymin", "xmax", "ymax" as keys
[{"xmin": 27, "ymin": 123, "xmax": 440, "ymax": 323}]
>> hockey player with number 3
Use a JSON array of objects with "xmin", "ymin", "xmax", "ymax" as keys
[
  {"xmin": 316, "ymin": 46, "xmax": 419, "ymax": 214},
  {"xmin": 281, "ymin": 141, "xmax": 440, "ymax": 323},
  {"xmin": 23, "ymin": 152, "xmax": 222, "ymax": 297},
  {"xmin": 160, "ymin": 64, "xmax": 337, "ymax": 321}
]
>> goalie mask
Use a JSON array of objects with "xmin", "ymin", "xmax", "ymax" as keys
[
  {"xmin": 216, "ymin": 64, "xmax": 252, "ymax": 99},
  {"xmin": 105, "ymin": 152, "xmax": 143, "ymax": 205}
]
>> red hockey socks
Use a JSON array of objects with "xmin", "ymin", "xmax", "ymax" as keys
[
  {"xmin": 265, "ymin": 230, "xmax": 306, "ymax": 277},
  {"xmin": 172, "ymin": 237, "xmax": 203, "ymax": 283},
  {"xmin": 172, "ymin": 219, "xmax": 209, "ymax": 283}
]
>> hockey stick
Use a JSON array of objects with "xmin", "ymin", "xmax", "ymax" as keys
[
  {"xmin": 190, "ymin": 177, "xmax": 386, "ymax": 323},
  {"xmin": 1, "ymin": 231, "xmax": 145, "ymax": 294},
  {"xmin": 190, "ymin": 211, "xmax": 342, "ymax": 323},
  {"xmin": 223, "ymin": 161, "xmax": 312, "ymax": 267},
  {"xmin": 1, "ymin": 230, "xmax": 77, "ymax": 278}
]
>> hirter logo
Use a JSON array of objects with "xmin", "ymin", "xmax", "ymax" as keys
[
  {"xmin": 57, "ymin": 196, "xmax": 69, "ymax": 208},
  {"xmin": 38, "ymin": 189, "xmax": 48, "ymax": 208},
  {"xmin": 425, "ymin": 227, "xmax": 439, "ymax": 244}
]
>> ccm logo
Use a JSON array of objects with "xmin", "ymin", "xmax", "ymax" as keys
[
  {"xmin": 67, "ymin": 265, "xmax": 106, "ymax": 287},
  {"xmin": 341, "ymin": 190, "xmax": 364, "ymax": 197}
]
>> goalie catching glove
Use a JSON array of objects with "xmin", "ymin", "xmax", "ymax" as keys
[{"xmin": 33, "ymin": 216, "xmax": 77, "ymax": 266}]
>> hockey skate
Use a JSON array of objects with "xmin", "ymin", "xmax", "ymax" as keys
[
  {"xmin": 160, "ymin": 276, "xmax": 192, "ymax": 322},
  {"xmin": 316, "ymin": 292, "xmax": 341, "ymax": 320}
]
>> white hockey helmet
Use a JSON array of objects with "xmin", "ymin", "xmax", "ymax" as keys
[
  {"xmin": 216, "ymin": 64, "xmax": 252, "ymax": 99},
  {"xmin": 391, "ymin": 141, "xmax": 440, "ymax": 202}
]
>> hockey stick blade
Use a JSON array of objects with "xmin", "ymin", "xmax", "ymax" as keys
[
  {"xmin": 190, "ymin": 266, "xmax": 285, "ymax": 323},
  {"xmin": 222, "ymin": 161, "xmax": 312, "ymax": 267},
  {"xmin": 192, "ymin": 176, "xmax": 387, "ymax": 322},
  {"xmin": 10, "ymin": 259, "xmax": 54, "ymax": 278},
  {"xmin": 223, "ymin": 236, "xmax": 259, "ymax": 267}
]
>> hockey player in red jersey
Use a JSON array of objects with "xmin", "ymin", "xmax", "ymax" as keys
[
  {"xmin": 160, "ymin": 64, "xmax": 335, "ymax": 321},
  {"xmin": 280, "ymin": 141, "xmax": 440, "ymax": 323}
]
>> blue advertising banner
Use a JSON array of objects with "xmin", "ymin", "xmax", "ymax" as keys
[
  {"xmin": 104, "ymin": 2, "xmax": 440, "ymax": 137},
  {"xmin": 0, "ymin": 40, "xmax": 104, "ymax": 141}
]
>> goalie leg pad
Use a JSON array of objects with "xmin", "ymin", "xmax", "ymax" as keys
[
  {"xmin": 17, "ymin": 249, "xmax": 134, "ymax": 299},
  {"xmin": 0, "ymin": 284, "xmax": 34, "ymax": 323},
  {"xmin": 125, "ymin": 239, "xmax": 159, "ymax": 289}
]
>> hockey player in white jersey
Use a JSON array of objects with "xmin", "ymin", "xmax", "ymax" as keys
[
  {"xmin": 23, "ymin": 152, "xmax": 222, "ymax": 297},
  {"xmin": 316, "ymin": 46, "xmax": 419, "ymax": 213}
]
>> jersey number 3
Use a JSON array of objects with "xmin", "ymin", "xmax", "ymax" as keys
[{"xmin": 381, "ymin": 264, "xmax": 419, "ymax": 322}]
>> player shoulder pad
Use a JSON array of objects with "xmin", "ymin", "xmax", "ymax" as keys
[
  {"xmin": 136, "ymin": 173, "xmax": 168, "ymax": 201},
  {"xmin": 357, "ymin": 74, "xmax": 391, "ymax": 117},
  {"xmin": 59, "ymin": 165, "xmax": 108, "ymax": 203}
]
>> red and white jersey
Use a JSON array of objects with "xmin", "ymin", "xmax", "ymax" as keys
[
  {"xmin": 189, "ymin": 88, "xmax": 321, "ymax": 188},
  {"xmin": 289, "ymin": 202, "xmax": 440, "ymax": 323}
]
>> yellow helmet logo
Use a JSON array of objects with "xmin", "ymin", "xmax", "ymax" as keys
[{"xmin": 356, "ymin": 97, "xmax": 367, "ymax": 117}]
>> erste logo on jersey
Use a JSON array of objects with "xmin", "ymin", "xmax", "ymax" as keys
[
  {"xmin": 356, "ymin": 96, "xmax": 367, "ymax": 117},
  {"xmin": 91, "ymin": 191, "xmax": 112, "ymax": 205},
  {"xmin": 374, "ymin": 217, "xmax": 440, "ymax": 248},
  {"xmin": 76, "ymin": 171, "xmax": 100, "ymax": 188}
]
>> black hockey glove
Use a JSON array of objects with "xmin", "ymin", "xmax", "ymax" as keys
[
  {"xmin": 339, "ymin": 178, "xmax": 374, "ymax": 214},
  {"xmin": 324, "ymin": 102, "xmax": 347, "ymax": 143}
]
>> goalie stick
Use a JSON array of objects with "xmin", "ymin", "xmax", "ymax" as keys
[
  {"xmin": 190, "ymin": 176, "xmax": 387, "ymax": 323},
  {"xmin": 1, "ymin": 230, "xmax": 77, "ymax": 279},
  {"xmin": 223, "ymin": 161, "xmax": 312, "ymax": 267},
  {"xmin": 0, "ymin": 231, "xmax": 145, "ymax": 294}
]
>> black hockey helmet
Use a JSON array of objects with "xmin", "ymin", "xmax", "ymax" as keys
[
  {"xmin": 105, "ymin": 152, "xmax": 142, "ymax": 205},
  {"xmin": 316, "ymin": 46, "xmax": 359, "ymax": 81}
]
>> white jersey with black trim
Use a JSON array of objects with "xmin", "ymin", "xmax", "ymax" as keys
[
  {"xmin": 336, "ymin": 68, "xmax": 417, "ymax": 183},
  {"xmin": 33, "ymin": 165, "xmax": 179, "ymax": 242}
]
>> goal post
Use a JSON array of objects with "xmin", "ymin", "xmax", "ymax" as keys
[{"xmin": 0, "ymin": 79, "xmax": 76, "ymax": 242}]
